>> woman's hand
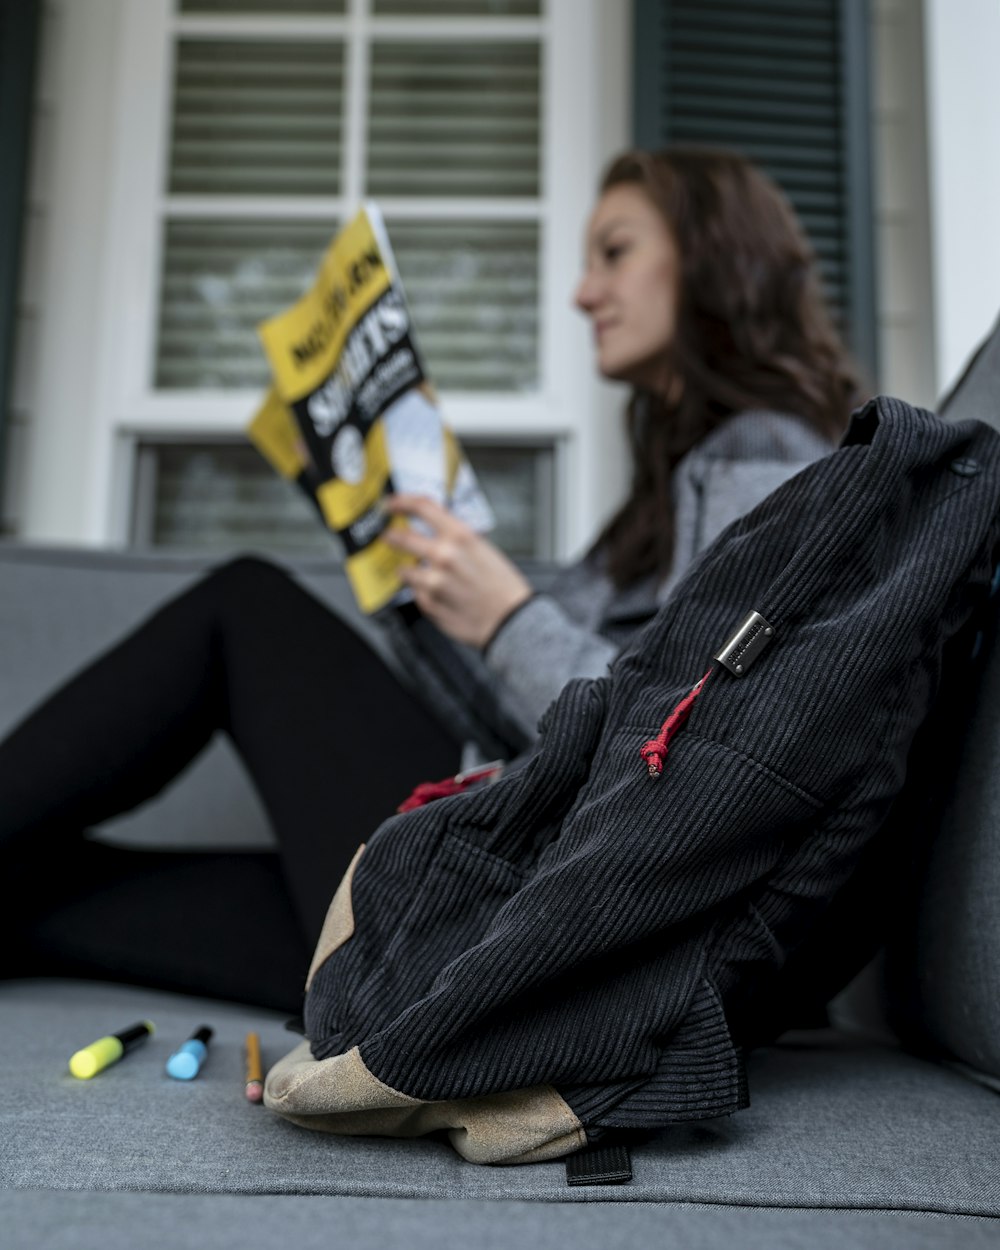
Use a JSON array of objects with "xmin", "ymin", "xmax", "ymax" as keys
[{"xmin": 382, "ymin": 493, "xmax": 533, "ymax": 649}]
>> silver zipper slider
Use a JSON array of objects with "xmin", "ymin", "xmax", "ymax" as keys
[{"xmin": 713, "ymin": 611, "xmax": 774, "ymax": 676}]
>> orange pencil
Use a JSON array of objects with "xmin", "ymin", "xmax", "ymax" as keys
[{"xmin": 245, "ymin": 1032, "xmax": 263, "ymax": 1104}]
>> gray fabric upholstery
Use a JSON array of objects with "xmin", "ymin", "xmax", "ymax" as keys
[
  {"xmin": 880, "ymin": 310, "xmax": 1000, "ymax": 1083},
  {"xmin": 5, "ymin": 1191, "xmax": 1000, "ymax": 1250},
  {"xmin": 894, "ymin": 602, "xmax": 1000, "ymax": 1082},
  {"xmin": 939, "ymin": 309, "xmax": 1000, "ymax": 432},
  {"xmin": 2, "ymin": 977, "xmax": 999, "ymax": 1218}
]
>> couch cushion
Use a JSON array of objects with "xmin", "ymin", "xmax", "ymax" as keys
[
  {"xmin": 2, "ymin": 978, "xmax": 998, "ymax": 1218},
  {"xmin": 4, "ymin": 1191, "xmax": 998, "ymax": 1250},
  {"xmin": 882, "ymin": 309, "xmax": 1000, "ymax": 1083},
  {"xmin": 887, "ymin": 586, "xmax": 1000, "ymax": 1084}
]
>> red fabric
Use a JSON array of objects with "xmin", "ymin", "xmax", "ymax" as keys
[
  {"xmin": 398, "ymin": 762, "xmax": 502, "ymax": 813},
  {"xmin": 639, "ymin": 667, "xmax": 714, "ymax": 777}
]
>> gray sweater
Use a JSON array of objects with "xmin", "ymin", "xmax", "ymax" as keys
[{"xmin": 485, "ymin": 410, "xmax": 835, "ymax": 737}]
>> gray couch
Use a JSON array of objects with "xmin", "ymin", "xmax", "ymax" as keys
[{"xmin": 4, "ymin": 321, "xmax": 1000, "ymax": 1247}]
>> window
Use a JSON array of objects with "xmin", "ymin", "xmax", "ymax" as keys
[
  {"xmin": 97, "ymin": 0, "xmax": 620, "ymax": 561},
  {"xmin": 131, "ymin": 437, "xmax": 555, "ymax": 557}
]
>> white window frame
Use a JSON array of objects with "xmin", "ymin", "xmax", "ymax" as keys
[{"xmin": 23, "ymin": 0, "xmax": 630, "ymax": 557}]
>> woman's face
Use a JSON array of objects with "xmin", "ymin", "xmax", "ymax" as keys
[{"xmin": 574, "ymin": 182, "xmax": 681, "ymax": 392}]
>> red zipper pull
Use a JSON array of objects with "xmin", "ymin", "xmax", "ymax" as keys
[
  {"xmin": 639, "ymin": 668, "xmax": 714, "ymax": 778},
  {"xmin": 397, "ymin": 760, "xmax": 503, "ymax": 813}
]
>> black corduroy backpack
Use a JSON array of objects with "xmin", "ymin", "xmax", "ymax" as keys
[{"xmin": 264, "ymin": 398, "xmax": 1000, "ymax": 1165}]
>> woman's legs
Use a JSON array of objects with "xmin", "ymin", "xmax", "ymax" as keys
[
  {"xmin": 0, "ymin": 556, "xmax": 462, "ymax": 1007},
  {"xmin": 19, "ymin": 843, "xmax": 313, "ymax": 1012}
]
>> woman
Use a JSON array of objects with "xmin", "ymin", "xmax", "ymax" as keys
[{"xmin": 0, "ymin": 148, "xmax": 861, "ymax": 1011}]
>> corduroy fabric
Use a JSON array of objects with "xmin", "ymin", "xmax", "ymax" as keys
[{"xmin": 283, "ymin": 399, "xmax": 1000, "ymax": 1159}]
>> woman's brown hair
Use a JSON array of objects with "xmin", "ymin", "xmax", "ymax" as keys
[{"xmin": 593, "ymin": 147, "xmax": 863, "ymax": 589}]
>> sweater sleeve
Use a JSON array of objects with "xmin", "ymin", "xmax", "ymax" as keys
[
  {"xmin": 481, "ymin": 416, "xmax": 837, "ymax": 742},
  {"xmin": 483, "ymin": 593, "xmax": 620, "ymax": 737}
]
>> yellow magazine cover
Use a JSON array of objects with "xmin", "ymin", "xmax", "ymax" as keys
[{"xmin": 249, "ymin": 204, "xmax": 493, "ymax": 614}]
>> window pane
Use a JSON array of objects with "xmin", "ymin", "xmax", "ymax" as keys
[
  {"xmin": 156, "ymin": 219, "xmax": 334, "ymax": 389},
  {"xmin": 466, "ymin": 442, "xmax": 553, "ymax": 558},
  {"xmin": 137, "ymin": 443, "xmax": 334, "ymax": 553},
  {"xmin": 134, "ymin": 440, "xmax": 554, "ymax": 559},
  {"xmin": 169, "ymin": 40, "xmax": 344, "ymax": 195},
  {"xmin": 373, "ymin": 0, "xmax": 540, "ymax": 13},
  {"xmin": 367, "ymin": 41, "xmax": 540, "ymax": 197},
  {"xmin": 156, "ymin": 217, "xmax": 538, "ymax": 391},
  {"xmin": 179, "ymin": 1, "xmax": 346, "ymax": 16},
  {"xmin": 389, "ymin": 219, "xmax": 539, "ymax": 390}
]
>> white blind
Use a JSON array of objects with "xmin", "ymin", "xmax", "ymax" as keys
[
  {"xmin": 149, "ymin": 2, "xmax": 550, "ymax": 552},
  {"xmin": 156, "ymin": 219, "xmax": 335, "ymax": 389},
  {"xmin": 156, "ymin": 218, "xmax": 538, "ymax": 389},
  {"xmin": 140, "ymin": 444, "xmax": 334, "ymax": 553},
  {"xmin": 169, "ymin": 40, "xmax": 345, "ymax": 195},
  {"xmin": 178, "ymin": 2, "xmax": 541, "ymax": 14},
  {"xmin": 367, "ymin": 40, "xmax": 540, "ymax": 197},
  {"xmin": 385, "ymin": 220, "xmax": 539, "ymax": 389},
  {"xmin": 160, "ymin": 18, "xmax": 543, "ymax": 390},
  {"xmin": 180, "ymin": 1, "xmax": 346, "ymax": 13},
  {"xmin": 372, "ymin": 1, "xmax": 540, "ymax": 13},
  {"xmin": 139, "ymin": 441, "xmax": 553, "ymax": 558},
  {"xmin": 367, "ymin": 41, "xmax": 540, "ymax": 197}
]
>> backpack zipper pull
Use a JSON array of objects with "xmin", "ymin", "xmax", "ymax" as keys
[{"xmin": 639, "ymin": 668, "xmax": 714, "ymax": 778}]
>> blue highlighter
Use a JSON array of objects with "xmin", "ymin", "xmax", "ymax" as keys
[{"xmin": 166, "ymin": 1026, "xmax": 213, "ymax": 1080}]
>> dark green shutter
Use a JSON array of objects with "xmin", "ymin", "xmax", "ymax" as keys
[
  {"xmin": 633, "ymin": 0, "xmax": 877, "ymax": 382},
  {"xmin": 0, "ymin": 0, "xmax": 42, "ymax": 526}
]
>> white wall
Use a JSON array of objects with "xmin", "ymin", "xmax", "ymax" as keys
[
  {"xmin": 922, "ymin": 0, "xmax": 1000, "ymax": 398},
  {"xmin": 11, "ymin": 0, "xmax": 127, "ymax": 543},
  {"xmin": 871, "ymin": 0, "xmax": 936, "ymax": 408}
]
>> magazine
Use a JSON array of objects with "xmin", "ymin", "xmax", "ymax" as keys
[{"xmin": 248, "ymin": 203, "xmax": 494, "ymax": 614}]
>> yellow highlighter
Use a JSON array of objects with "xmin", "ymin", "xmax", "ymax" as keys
[{"xmin": 69, "ymin": 1021, "xmax": 155, "ymax": 1079}]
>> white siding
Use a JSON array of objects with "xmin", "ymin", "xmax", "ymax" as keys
[
  {"xmin": 871, "ymin": 0, "xmax": 936, "ymax": 408},
  {"xmin": 10, "ymin": 0, "xmax": 128, "ymax": 543},
  {"xmin": 922, "ymin": 0, "xmax": 1000, "ymax": 398}
]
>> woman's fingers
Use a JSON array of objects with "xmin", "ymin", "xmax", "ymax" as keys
[
  {"xmin": 380, "ymin": 492, "xmax": 532, "ymax": 647},
  {"xmin": 383, "ymin": 523, "xmax": 437, "ymax": 561},
  {"xmin": 382, "ymin": 493, "xmax": 477, "ymax": 567},
  {"xmin": 384, "ymin": 492, "xmax": 468, "ymax": 538}
]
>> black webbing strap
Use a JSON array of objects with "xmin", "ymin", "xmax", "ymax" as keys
[{"xmin": 565, "ymin": 1143, "xmax": 633, "ymax": 1187}]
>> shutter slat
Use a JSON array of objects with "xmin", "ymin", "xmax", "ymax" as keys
[
  {"xmin": 668, "ymin": 68, "xmax": 838, "ymax": 97},
  {"xmin": 671, "ymin": 0, "xmax": 834, "ymax": 18}
]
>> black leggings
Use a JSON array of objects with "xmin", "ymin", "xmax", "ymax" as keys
[{"xmin": 0, "ymin": 558, "xmax": 462, "ymax": 1012}]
